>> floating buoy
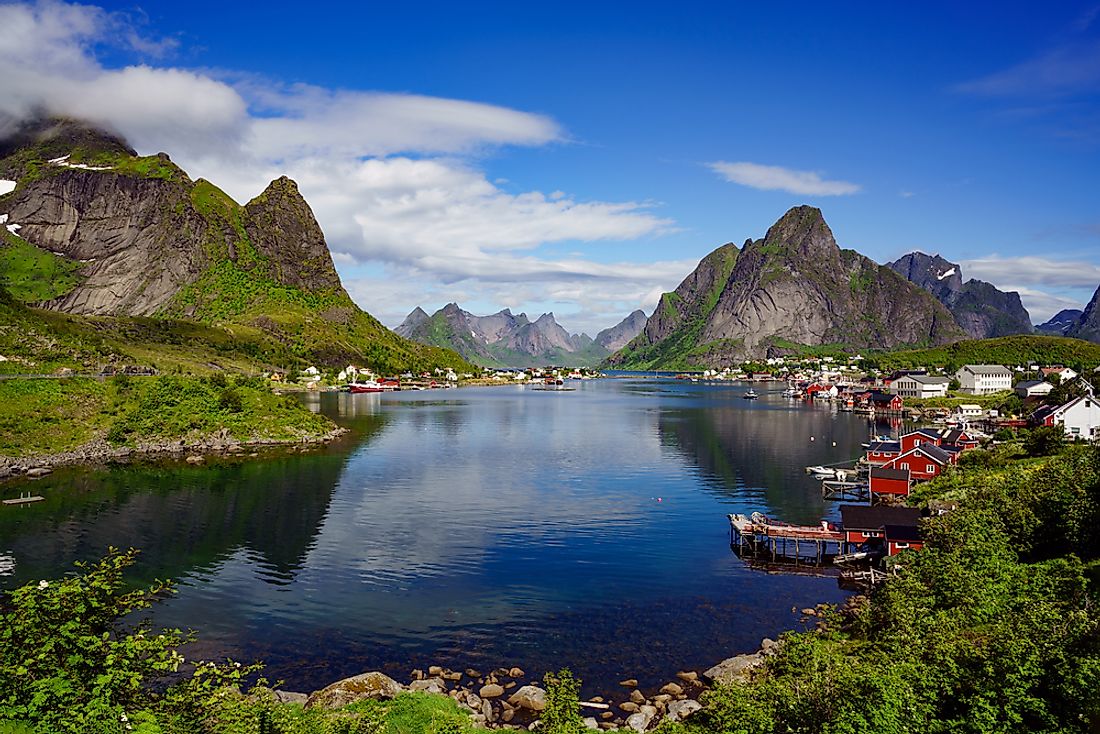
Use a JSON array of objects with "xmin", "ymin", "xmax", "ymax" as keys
[
  {"xmin": 810, "ymin": 437, "xmax": 815, "ymax": 442},
  {"xmin": 832, "ymin": 442, "xmax": 836, "ymax": 447}
]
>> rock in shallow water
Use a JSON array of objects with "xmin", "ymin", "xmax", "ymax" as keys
[{"xmin": 507, "ymin": 685, "xmax": 547, "ymax": 711}]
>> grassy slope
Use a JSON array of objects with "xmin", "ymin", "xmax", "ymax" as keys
[
  {"xmin": 0, "ymin": 230, "xmax": 84, "ymax": 302},
  {"xmin": 610, "ymin": 245, "xmax": 740, "ymax": 370},
  {"xmin": 0, "ymin": 374, "xmax": 334, "ymax": 458},
  {"xmin": 873, "ymin": 334, "xmax": 1100, "ymax": 371}
]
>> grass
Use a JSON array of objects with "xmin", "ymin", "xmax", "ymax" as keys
[
  {"xmin": 0, "ymin": 374, "xmax": 335, "ymax": 458},
  {"xmin": 0, "ymin": 378, "xmax": 107, "ymax": 456},
  {"xmin": 873, "ymin": 334, "xmax": 1100, "ymax": 372},
  {"xmin": 0, "ymin": 230, "xmax": 84, "ymax": 302}
]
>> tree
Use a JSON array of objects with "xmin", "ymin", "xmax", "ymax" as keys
[{"xmin": 1024, "ymin": 425, "xmax": 1066, "ymax": 456}]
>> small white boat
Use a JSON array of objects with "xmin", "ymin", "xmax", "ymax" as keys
[
  {"xmin": 806, "ymin": 465, "xmax": 838, "ymax": 478},
  {"xmin": 743, "ymin": 389, "xmax": 758, "ymax": 400}
]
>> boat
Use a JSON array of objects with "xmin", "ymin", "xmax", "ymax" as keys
[
  {"xmin": 743, "ymin": 389, "xmax": 758, "ymax": 400},
  {"xmin": 805, "ymin": 465, "xmax": 838, "ymax": 478},
  {"xmin": 348, "ymin": 379, "xmax": 400, "ymax": 394}
]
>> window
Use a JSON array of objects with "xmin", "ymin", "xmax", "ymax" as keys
[
  {"xmin": 895, "ymin": 542, "xmax": 909, "ymax": 549},
  {"xmin": 927, "ymin": 464, "xmax": 935, "ymax": 473},
  {"xmin": 900, "ymin": 463, "xmax": 909, "ymax": 470}
]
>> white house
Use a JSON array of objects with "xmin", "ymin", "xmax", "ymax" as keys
[
  {"xmin": 955, "ymin": 365, "xmax": 1013, "ymax": 395},
  {"xmin": 1041, "ymin": 366, "xmax": 1078, "ymax": 384},
  {"xmin": 1015, "ymin": 380, "xmax": 1054, "ymax": 398},
  {"xmin": 891, "ymin": 374, "xmax": 951, "ymax": 399},
  {"xmin": 956, "ymin": 404, "xmax": 983, "ymax": 418},
  {"xmin": 1036, "ymin": 387, "xmax": 1100, "ymax": 440}
]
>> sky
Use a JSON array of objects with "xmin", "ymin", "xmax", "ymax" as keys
[{"xmin": 1, "ymin": 1, "xmax": 1099, "ymax": 334}]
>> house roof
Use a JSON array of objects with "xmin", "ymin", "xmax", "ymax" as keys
[
  {"xmin": 905, "ymin": 428, "xmax": 941, "ymax": 440},
  {"xmin": 867, "ymin": 441, "xmax": 901, "ymax": 453},
  {"xmin": 1015, "ymin": 380, "xmax": 1049, "ymax": 389},
  {"xmin": 898, "ymin": 375, "xmax": 950, "ymax": 386},
  {"xmin": 840, "ymin": 504, "xmax": 922, "ymax": 530},
  {"xmin": 961, "ymin": 364, "xmax": 1013, "ymax": 376},
  {"xmin": 885, "ymin": 524, "xmax": 923, "ymax": 542},
  {"xmin": 940, "ymin": 429, "xmax": 975, "ymax": 445},
  {"xmin": 870, "ymin": 467, "xmax": 911, "ymax": 482},
  {"xmin": 869, "ymin": 392, "xmax": 901, "ymax": 404}
]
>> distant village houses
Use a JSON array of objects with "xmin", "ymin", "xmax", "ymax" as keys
[{"xmin": 890, "ymin": 374, "xmax": 950, "ymax": 399}]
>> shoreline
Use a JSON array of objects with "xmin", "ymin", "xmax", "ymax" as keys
[{"xmin": 0, "ymin": 425, "xmax": 349, "ymax": 483}]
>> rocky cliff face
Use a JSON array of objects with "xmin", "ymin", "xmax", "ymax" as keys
[
  {"xmin": 610, "ymin": 207, "xmax": 964, "ymax": 368},
  {"xmin": 1067, "ymin": 285, "xmax": 1100, "ymax": 343},
  {"xmin": 1036, "ymin": 309, "xmax": 1084, "ymax": 336},
  {"xmin": 594, "ymin": 309, "xmax": 647, "ymax": 351},
  {"xmin": 0, "ymin": 118, "xmax": 470, "ymax": 372},
  {"xmin": 888, "ymin": 252, "xmax": 1032, "ymax": 339}
]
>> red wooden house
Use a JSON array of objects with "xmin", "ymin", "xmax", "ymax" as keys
[
  {"xmin": 938, "ymin": 428, "xmax": 979, "ymax": 451},
  {"xmin": 885, "ymin": 524, "xmax": 924, "ymax": 555},
  {"xmin": 839, "ymin": 505, "xmax": 922, "ymax": 546},
  {"xmin": 868, "ymin": 391, "xmax": 904, "ymax": 413},
  {"xmin": 899, "ymin": 428, "xmax": 943, "ymax": 453},
  {"xmin": 869, "ymin": 466, "xmax": 912, "ymax": 497},
  {"xmin": 883, "ymin": 443, "xmax": 955, "ymax": 481},
  {"xmin": 864, "ymin": 440, "xmax": 902, "ymax": 465}
]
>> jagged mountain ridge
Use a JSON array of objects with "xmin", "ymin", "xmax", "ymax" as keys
[
  {"xmin": 0, "ymin": 117, "xmax": 469, "ymax": 372},
  {"xmin": 1067, "ymin": 285, "xmax": 1100, "ymax": 343},
  {"xmin": 609, "ymin": 206, "xmax": 965, "ymax": 369},
  {"xmin": 888, "ymin": 251, "xmax": 1032, "ymax": 339},
  {"xmin": 1035, "ymin": 309, "xmax": 1084, "ymax": 335},
  {"xmin": 395, "ymin": 304, "xmax": 645, "ymax": 368},
  {"xmin": 594, "ymin": 309, "xmax": 647, "ymax": 351}
]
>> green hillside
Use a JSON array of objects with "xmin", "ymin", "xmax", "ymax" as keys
[{"xmin": 872, "ymin": 334, "xmax": 1100, "ymax": 372}]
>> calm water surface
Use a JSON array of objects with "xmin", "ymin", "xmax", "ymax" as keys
[{"xmin": 1, "ymin": 379, "xmax": 893, "ymax": 695}]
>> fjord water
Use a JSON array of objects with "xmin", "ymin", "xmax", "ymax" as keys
[{"xmin": 1, "ymin": 379, "xmax": 878, "ymax": 695}]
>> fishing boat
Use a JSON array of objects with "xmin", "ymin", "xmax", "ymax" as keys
[
  {"xmin": 743, "ymin": 389, "xmax": 758, "ymax": 400},
  {"xmin": 805, "ymin": 465, "xmax": 838, "ymax": 478}
]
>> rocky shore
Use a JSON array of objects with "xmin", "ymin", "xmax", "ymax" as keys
[
  {"xmin": 270, "ymin": 635, "xmax": 792, "ymax": 733},
  {"xmin": 0, "ymin": 426, "xmax": 349, "ymax": 482}
]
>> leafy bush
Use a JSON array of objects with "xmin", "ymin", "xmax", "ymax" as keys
[{"xmin": 542, "ymin": 669, "xmax": 585, "ymax": 734}]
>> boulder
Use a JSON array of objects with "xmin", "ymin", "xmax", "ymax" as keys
[
  {"xmin": 482, "ymin": 699, "xmax": 495, "ymax": 723},
  {"xmin": 508, "ymin": 685, "xmax": 547, "ymax": 712},
  {"xmin": 508, "ymin": 666, "xmax": 525, "ymax": 678},
  {"xmin": 626, "ymin": 710, "xmax": 653, "ymax": 732},
  {"xmin": 760, "ymin": 638, "xmax": 780, "ymax": 655},
  {"xmin": 305, "ymin": 671, "xmax": 403, "ymax": 709},
  {"xmin": 442, "ymin": 671, "xmax": 463, "ymax": 681},
  {"xmin": 25, "ymin": 467, "xmax": 52, "ymax": 478},
  {"xmin": 659, "ymin": 682, "xmax": 683, "ymax": 696},
  {"xmin": 675, "ymin": 671, "xmax": 698, "ymax": 684},
  {"xmin": 583, "ymin": 717, "xmax": 600, "ymax": 730},
  {"xmin": 273, "ymin": 690, "xmax": 309, "ymax": 705},
  {"xmin": 629, "ymin": 689, "xmax": 645, "ymax": 704},
  {"xmin": 480, "ymin": 683, "xmax": 505, "ymax": 698},
  {"xmin": 665, "ymin": 699, "xmax": 702, "ymax": 722},
  {"xmin": 619, "ymin": 678, "xmax": 638, "ymax": 688},
  {"xmin": 408, "ymin": 677, "xmax": 447, "ymax": 694},
  {"xmin": 465, "ymin": 692, "xmax": 482, "ymax": 710},
  {"xmin": 704, "ymin": 653, "xmax": 765, "ymax": 685},
  {"xmin": 185, "ymin": 455, "xmax": 204, "ymax": 465},
  {"xmin": 619, "ymin": 702, "xmax": 639, "ymax": 713},
  {"xmin": 428, "ymin": 665, "xmax": 444, "ymax": 676}
]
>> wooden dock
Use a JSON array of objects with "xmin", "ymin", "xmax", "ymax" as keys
[
  {"xmin": 821, "ymin": 479, "xmax": 870, "ymax": 502},
  {"xmin": 3, "ymin": 493, "xmax": 45, "ymax": 505},
  {"xmin": 728, "ymin": 513, "xmax": 848, "ymax": 565}
]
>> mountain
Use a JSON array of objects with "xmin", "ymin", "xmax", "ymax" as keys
[
  {"xmin": 888, "ymin": 252, "xmax": 1032, "ymax": 339},
  {"xmin": 594, "ymin": 309, "xmax": 647, "ymax": 351},
  {"xmin": 1035, "ymin": 309, "xmax": 1084, "ymax": 336},
  {"xmin": 395, "ymin": 303, "xmax": 615, "ymax": 367},
  {"xmin": 0, "ymin": 117, "xmax": 469, "ymax": 373},
  {"xmin": 609, "ymin": 206, "xmax": 964, "ymax": 369},
  {"xmin": 1067, "ymin": 285, "xmax": 1100, "ymax": 343}
]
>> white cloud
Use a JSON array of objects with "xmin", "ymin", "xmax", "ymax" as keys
[
  {"xmin": 0, "ymin": 0, "xmax": 682, "ymax": 332},
  {"xmin": 708, "ymin": 161, "xmax": 861, "ymax": 196},
  {"xmin": 962, "ymin": 254, "xmax": 1100, "ymax": 289},
  {"xmin": 956, "ymin": 40, "xmax": 1100, "ymax": 99}
]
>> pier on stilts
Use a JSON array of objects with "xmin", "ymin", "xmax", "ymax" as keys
[
  {"xmin": 821, "ymin": 479, "xmax": 870, "ymax": 502},
  {"xmin": 728, "ymin": 512, "xmax": 847, "ymax": 565}
]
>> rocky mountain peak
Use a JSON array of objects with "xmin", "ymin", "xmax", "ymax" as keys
[
  {"xmin": 243, "ymin": 176, "xmax": 342, "ymax": 293},
  {"xmin": 756, "ymin": 205, "xmax": 837, "ymax": 260},
  {"xmin": 0, "ymin": 116, "xmax": 135, "ymax": 163},
  {"xmin": 1067, "ymin": 285, "xmax": 1100, "ymax": 343}
]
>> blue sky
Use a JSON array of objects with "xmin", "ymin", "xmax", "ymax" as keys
[{"xmin": 2, "ymin": 1, "xmax": 1099, "ymax": 332}]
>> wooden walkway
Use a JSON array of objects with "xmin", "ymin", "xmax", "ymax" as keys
[
  {"xmin": 821, "ymin": 479, "xmax": 870, "ymax": 502},
  {"xmin": 728, "ymin": 513, "xmax": 848, "ymax": 565}
]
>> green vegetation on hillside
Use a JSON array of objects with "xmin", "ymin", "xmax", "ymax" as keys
[
  {"xmin": 872, "ymin": 334, "xmax": 1100, "ymax": 372},
  {"xmin": 0, "ymin": 230, "xmax": 84, "ymax": 302},
  {"xmin": 0, "ymin": 374, "xmax": 333, "ymax": 458}
]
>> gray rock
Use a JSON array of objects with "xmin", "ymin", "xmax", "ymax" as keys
[
  {"xmin": 760, "ymin": 638, "xmax": 780, "ymax": 655},
  {"xmin": 665, "ymin": 699, "xmax": 702, "ymax": 722},
  {"xmin": 273, "ymin": 690, "xmax": 309, "ymax": 705},
  {"xmin": 25, "ymin": 467, "xmax": 52, "ymax": 478},
  {"xmin": 482, "ymin": 698, "xmax": 495, "ymax": 723},
  {"xmin": 465, "ymin": 692, "xmax": 482, "ymax": 710},
  {"xmin": 305, "ymin": 671, "xmax": 403, "ymax": 709},
  {"xmin": 618, "ymin": 678, "xmax": 638, "ymax": 688},
  {"xmin": 659, "ymin": 682, "xmax": 682, "ymax": 696},
  {"xmin": 704, "ymin": 653, "xmax": 766, "ymax": 685},
  {"xmin": 584, "ymin": 716, "xmax": 600, "ymax": 730},
  {"xmin": 619, "ymin": 702, "xmax": 639, "ymax": 713},
  {"xmin": 629, "ymin": 689, "xmax": 645, "ymax": 704},
  {"xmin": 480, "ymin": 683, "xmax": 505, "ymax": 698},
  {"xmin": 508, "ymin": 685, "xmax": 547, "ymax": 712},
  {"xmin": 625, "ymin": 710, "xmax": 653, "ymax": 732},
  {"xmin": 675, "ymin": 671, "xmax": 698, "ymax": 684},
  {"xmin": 408, "ymin": 677, "xmax": 447, "ymax": 694}
]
